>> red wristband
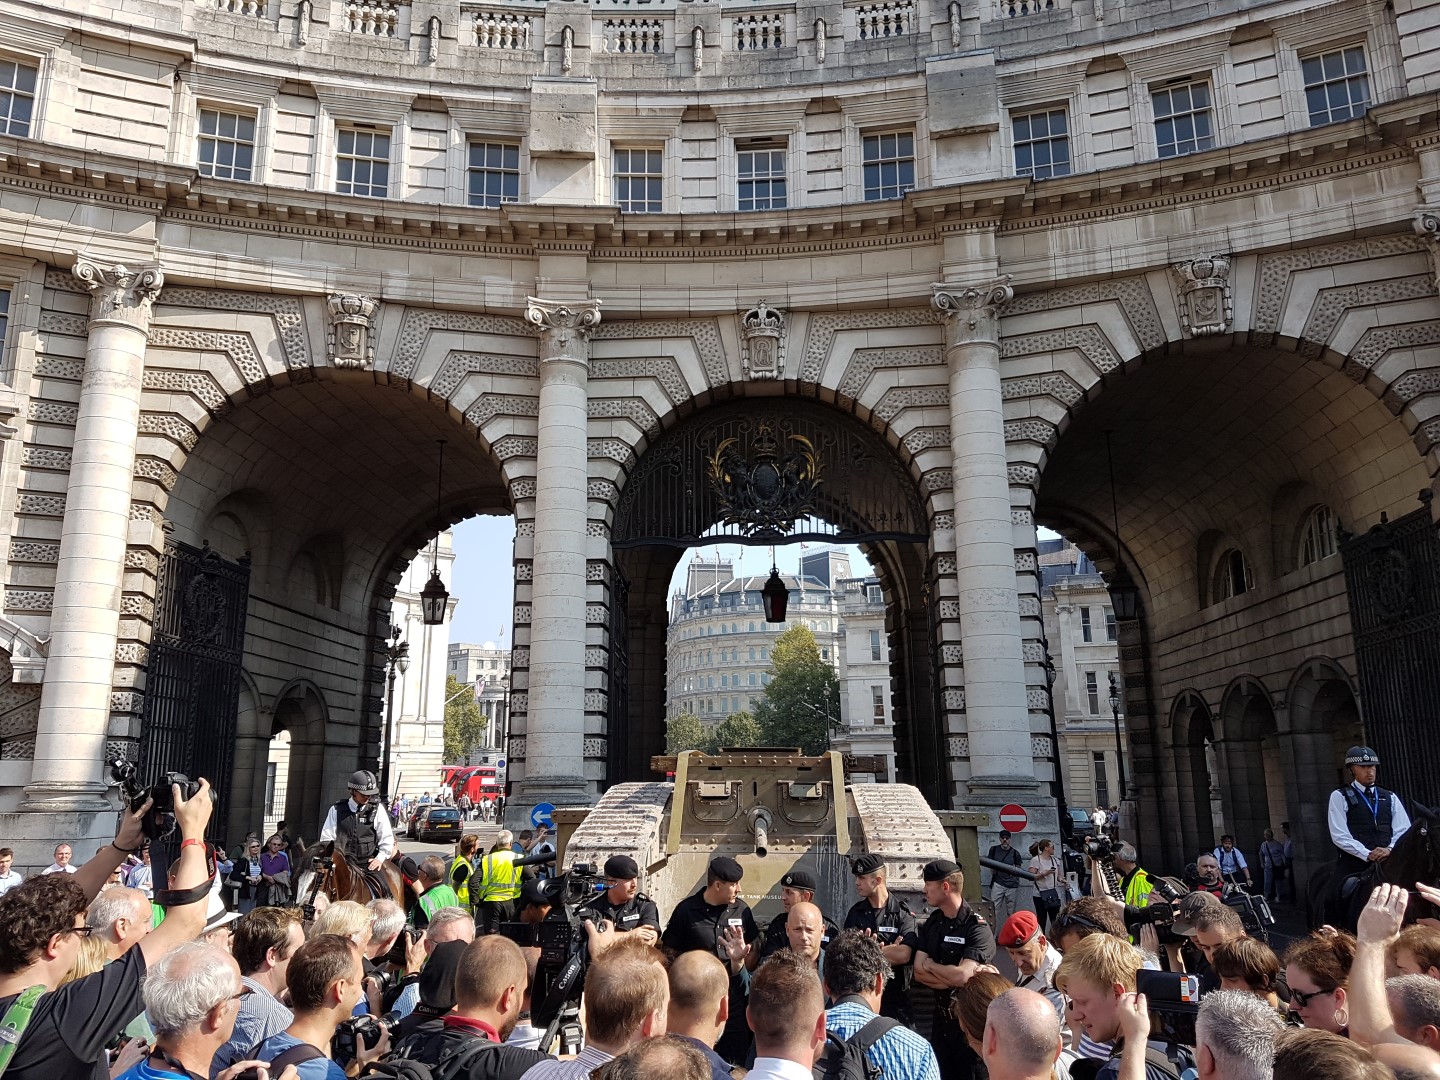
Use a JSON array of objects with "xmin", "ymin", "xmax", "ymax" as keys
[{"xmin": 181, "ymin": 838, "xmax": 204, "ymax": 851}]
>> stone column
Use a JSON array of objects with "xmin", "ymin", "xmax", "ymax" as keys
[
  {"xmin": 24, "ymin": 258, "xmax": 164, "ymax": 811},
  {"xmin": 932, "ymin": 278, "xmax": 1037, "ymax": 793},
  {"xmin": 513, "ymin": 296, "xmax": 600, "ymax": 815}
]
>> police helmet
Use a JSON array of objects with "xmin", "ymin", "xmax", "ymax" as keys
[
  {"xmin": 1345, "ymin": 746, "xmax": 1381, "ymax": 767},
  {"xmin": 348, "ymin": 770, "xmax": 380, "ymax": 795}
]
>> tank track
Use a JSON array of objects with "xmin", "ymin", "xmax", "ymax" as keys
[
  {"xmin": 563, "ymin": 782, "xmax": 674, "ymax": 875},
  {"xmin": 847, "ymin": 784, "xmax": 954, "ymax": 895}
]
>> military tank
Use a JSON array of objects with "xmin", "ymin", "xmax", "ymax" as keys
[{"xmin": 554, "ymin": 748, "xmax": 956, "ymax": 925}]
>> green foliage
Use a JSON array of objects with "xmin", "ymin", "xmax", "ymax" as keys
[
  {"xmin": 752, "ymin": 625, "xmax": 841, "ymax": 755},
  {"xmin": 443, "ymin": 675, "xmax": 488, "ymax": 762},
  {"xmin": 667, "ymin": 712, "xmax": 708, "ymax": 754},
  {"xmin": 708, "ymin": 711, "xmax": 764, "ymax": 752}
]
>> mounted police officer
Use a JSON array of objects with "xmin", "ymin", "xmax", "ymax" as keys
[
  {"xmin": 1329, "ymin": 745, "xmax": 1411, "ymax": 877},
  {"xmin": 319, "ymin": 769, "xmax": 396, "ymax": 871},
  {"xmin": 579, "ymin": 855, "xmax": 661, "ymax": 944}
]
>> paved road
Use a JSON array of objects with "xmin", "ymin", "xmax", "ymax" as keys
[{"xmin": 394, "ymin": 820, "xmax": 502, "ymax": 861}]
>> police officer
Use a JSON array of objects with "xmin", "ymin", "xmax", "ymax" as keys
[
  {"xmin": 758, "ymin": 869, "xmax": 839, "ymax": 960},
  {"xmin": 319, "ymin": 769, "xmax": 395, "ymax": 870},
  {"xmin": 1327, "ymin": 745, "xmax": 1412, "ymax": 921},
  {"xmin": 913, "ymin": 859, "xmax": 995, "ymax": 1080},
  {"xmin": 662, "ymin": 856, "xmax": 760, "ymax": 1063},
  {"xmin": 842, "ymin": 853, "xmax": 918, "ymax": 1023},
  {"xmin": 581, "ymin": 855, "xmax": 661, "ymax": 945}
]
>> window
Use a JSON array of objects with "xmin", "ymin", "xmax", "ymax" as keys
[
  {"xmin": 861, "ymin": 131, "xmax": 915, "ymax": 201},
  {"xmin": 760, "ymin": 647, "xmax": 768, "ymax": 660},
  {"xmin": 749, "ymin": 647, "xmax": 756, "ymax": 661},
  {"xmin": 613, "ymin": 147, "xmax": 663, "ymax": 213},
  {"xmin": 731, "ymin": 696, "xmax": 739, "ymax": 712},
  {"xmin": 748, "ymin": 673, "xmax": 756, "ymax": 686},
  {"xmin": 1151, "ymin": 79, "xmax": 1215, "ymax": 158},
  {"xmin": 1081, "ymin": 608, "xmax": 1093, "ymax": 643},
  {"xmin": 1302, "ymin": 45, "xmax": 1370, "ymax": 126},
  {"xmin": 1104, "ymin": 607, "xmax": 1117, "ymax": 642},
  {"xmin": 1300, "ymin": 505, "xmax": 1339, "ymax": 566},
  {"xmin": 336, "ymin": 127, "xmax": 390, "ymax": 198},
  {"xmin": 0, "ymin": 60, "xmax": 36, "ymax": 138},
  {"xmin": 1012, "ymin": 109, "xmax": 1071, "ymax": 180},
  {"xmin": 1086, "ymin": 671, "xmax": 1099, "ymax": 715},
  {"xmin": 467, "ymin": 141, "xmax": 520, "ymax": 208},
  {"xmin": 0, "ymin": 287, "xmax": 12, "ymax": 358},
  {"xmin": 871, "ymin": 685, "xmax": 886, "ymax": 722},
  {"xmin": 738, "ymin": 144, "xmax": 787, "ymax": 211},
  {"xmin": 1213, "ymin": 549, "xmax": 1253, "ymax": 601},
  {"xmin": 720, "ymin": 674, "xmax": 728, "ymax": 688},
  {"xmin": 867, "ymin": 584, "xmax": 882, "ymax": 602},
  {"xmin": 197, "ymin": 107, "xmax": 257, "ymax": 181},
  {"xmin": 1093, "ymin": 751, "xmax": 1109, "ymax": 808},
  {"xmin": 821, "ymin": 648, "xmax": 830, "ymax": 661},
  {"xmin": 870, "ymin": 629, "xmax": 882, "ymax": 662}
]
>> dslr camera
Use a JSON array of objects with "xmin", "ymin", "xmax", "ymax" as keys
[
  {"xmin": 333, "ymin": 1013, "xmax": 399, "ymax": 1060},
  {"xmin": 109, "ymin": 758, "xmax": 203, "ymax": 840}
]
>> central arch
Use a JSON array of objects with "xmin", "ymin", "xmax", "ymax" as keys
[{"xmin": 605, "ymin": 396, "xmax": 942, "ymax": 796}]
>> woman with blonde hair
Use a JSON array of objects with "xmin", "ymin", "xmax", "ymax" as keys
[{"xmin": 311, "ymin": 898, "xmax": 373, "ymax": 946}]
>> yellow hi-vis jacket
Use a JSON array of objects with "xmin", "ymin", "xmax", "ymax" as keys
[
  {"xmin": 449, "ymin": 853, "xmax": 474, "ymax": 907},
  {"xmin": 475, "ymin": 849, "xmax": 522, "ymax": 902}
]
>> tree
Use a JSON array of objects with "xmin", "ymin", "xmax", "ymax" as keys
[
  {"xmin": 666, "ymin": 712, "xmax": 708, "ymax": 754},
  {"xmin": 753, "ymin": 625, "xmax": 842, "ymax": 755},
  {"xmin": 707, "ymin": 711, "xmax": 764, "ymax": 753},
  {"xmin": 443, "ymin": 675, "xmax": 487, "ymax": 762}
]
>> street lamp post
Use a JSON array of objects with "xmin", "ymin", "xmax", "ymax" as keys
[
  {"xmin": 1107, "ymin": 670, "xmax": 1128, "ymax": 801},
  {"xmin": 380, "ymin": 626, "xmax": 410, "ymax": 798},
  {"xmin": 798, "ymin": 699, "xmax": 842, "ymax": 752},
  {"xmin": 1042, "ymin": 647, "xmax": 1070, "ymax": 835}
]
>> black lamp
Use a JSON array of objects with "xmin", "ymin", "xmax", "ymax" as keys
[
  {"xmin": 1107, "ymin": 565, "xmax": 1140, "ymax": 623},
  {"xmin": 761, "ymin": 567, "xmax": 788, "ymax": 623},
  {"xmin": 421, "ymin": 440, "xmax": 449, "ymax": 627}
]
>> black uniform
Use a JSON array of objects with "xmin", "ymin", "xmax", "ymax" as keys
[
  {"xmin": 915, "ymin": 902, "xmax": 995, "ymax": 1080},
  {"xmin": 333, "ymin": 799, "xmax": 379, "ymax": 862},
  {"xmin": 759, "ymin": 908, "xmax": 840, "ymax": 961},
  {"xmin": 581, "ymin": 890, "xmax": 661, "ymax": 934},
  {"xmin": 843, "ymin": 892, "xmax": 919, "ymax": 1022},
  {"xmin": 663, "ymin": 889, "xmax": 760, "ymax": 1062}
]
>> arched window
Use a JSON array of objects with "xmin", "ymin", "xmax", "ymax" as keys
[
  {"xmin": 748, "ymin": 622, "xmax": 755, "ymax": 633},
  {"xmin": 1299, "ymin": 505, "xmax": 1339, "ymax": 566},
  {"xmin": 749, "ymin": 647, "xmax": 756, "ymax": 661},
  {"xmin": 1213, "ymin": 549, "xmax": 1253, "ymax": 601},
  {"xmin": 731, "ymin": 623, "xmax": 739, "ymax": 634}
]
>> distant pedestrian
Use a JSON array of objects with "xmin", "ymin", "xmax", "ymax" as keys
[
  {"xmin": 1259, "ymin": 829, "xmax": 1288, "ymax": 904},
  {"xmin": 1213, "ymin": 835, "xmax": 1253, "ymax": 889},
  {"xmin": 987, "ymin": 831, "xmax": 1023, "ymax": 926},
  {"xmin": 126, "ymin": 844, "xmax": 153, "ymax": 898},
  {"xmin": 1281, "ymin": 823, "xmax": 1296, "ymax": 902},
  {"xmin": 0, "ymin": 848, "xmax": 21, "ymax": 896},
  {"xmin": 1091, "ymin": 807, "xmax": 1108, "ymax": 838}
]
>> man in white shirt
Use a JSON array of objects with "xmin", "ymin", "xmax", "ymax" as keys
[
  {"xmin": 41, "ymin": 842, "xmax": 77, "ymax": 875},
  {"xmin": 1326, "ymin": 745, "xmax": 1412, "ymax": 925},
  {"xmin": 745, "ymin": 950, "xmax": 827, "ymax": 1080},
  {"xmin": 0, "ymin": 848, "xmax": 23, "ymax": 895},
  {"xmin": 318, "ymin": 770, "xmax": 395, "ymax": 871},
  {"xmin": 998, "ymin": 911, "xmax": 1068, "ymax": 1033}
]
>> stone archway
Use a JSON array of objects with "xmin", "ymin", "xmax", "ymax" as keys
[
  {"xmin": 1285, "ymin": 659, "xmax": 1364, "ymax": 884},
  {"xmin": 606, "ymin": 396, "xmax": 939, "ymax": 796},
  {"xmin": 1215, "ymin": 677, "xmax": 1285, "ymax": 856},
  {"xmin": 271, "ymin": 680, "xmax": 331, "ymax": 840},
  {"xmin": 1170, "ymin": 691, "xmax": 1219, "ymax": 861}
]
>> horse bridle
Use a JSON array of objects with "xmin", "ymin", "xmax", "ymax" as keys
[{"xmin": 303, "ymin": 854, "xmax": 333, "ymax": 921}]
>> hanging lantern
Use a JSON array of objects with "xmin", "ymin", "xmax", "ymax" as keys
[
  {"xmin": 1107, "ymin": 565, "xmax": 1140, "ymax": 622},
  {"xmin": 421, "ymin": 569, "xmax": 449, "ymax": 625},
  {"xmin": 761, "ymin": 567, "xmax": 788, "ymax": 623}
]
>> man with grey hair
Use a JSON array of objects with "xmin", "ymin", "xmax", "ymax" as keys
[
  {"xmin": 1194, "ymin": 989, "xmax": 1285, "ymax": 1080},
  {"xmin": 130, "ymin": 941, "xmax": 282, "ymax": 1080},
  {"xmin": 476, "ymin": 831, "xmax": 523, "ymax": 935},
  {"xmin": 981, "ymin": 988, "xmax": 1064, "ymax": 1080},
  {"xmin": 1390, "ymin": 975, "xmax": 1440, "ymax": 1051},
  {"xmin": 363, "ymin": 898, "xmax": 422, "ymax": 1015},
  {"xmin": 86, "ymin": 886, "xmax": 152, "ymax": 961},
  {"xmin": 1110, "ymin": 843, "xmax": 1154, "ymax": 910},
  {"xmin": 392, "ymin": 906, "xmax": 476, "ymax": 1018}
]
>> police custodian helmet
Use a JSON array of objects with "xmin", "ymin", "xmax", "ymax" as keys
[
  {"xmin": 1345, "ymin": 746, "xmax": 1381, "ymax": 766},
  {"xmin": 348, "ymin": 770, "xmax": 380, "ymax": 795}
]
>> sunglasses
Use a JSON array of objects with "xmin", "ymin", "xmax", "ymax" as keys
[
  {"xmin": 62, "ymin": 925, "xmax": 96, "ymax": 939},
  {"xmin": 1053, "ymin": 913, "xmax": 1106, "ymax": 935},
  {"xmin": 1288, "ymin": 986, "xmax": 1335, "ymax": 1008}
]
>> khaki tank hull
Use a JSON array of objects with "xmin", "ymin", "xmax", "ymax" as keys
[{"xmin": 555, "ymin": 749, "xmax": 956, "ymax": 926}]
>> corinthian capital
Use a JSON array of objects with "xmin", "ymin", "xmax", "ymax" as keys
[
  {"xmin": 73, "ymin": 257, "xmax": 165, "ymax": 332},
  {"xmin": 932, "ymin": 276, "xmax": 1013, "ymax": 346},
  {"xmin": 525, "ymin": 296, "xmax": 602, "ymax": 363}
]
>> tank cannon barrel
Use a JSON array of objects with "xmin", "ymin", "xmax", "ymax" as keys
[
  {"xmin": 977, "ymin": 855, "xmax": 1040, "ymax": 882},
  {"xmin": 749, "ymin": 806, "xmax": 772, "ymax": 858}
]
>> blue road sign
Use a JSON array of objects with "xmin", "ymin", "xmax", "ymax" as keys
[{"xmin": 531, "ymin": 802, "xmax": 555, "ymax": 828}]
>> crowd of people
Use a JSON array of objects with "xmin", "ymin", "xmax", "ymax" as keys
[
  {"xmin": 388, "ymin": 790, "xmax": 506, "ymax": 824},
  {"xmin": 2, "ymin": 743, "xmax": 1436, "ymax": 1080}
]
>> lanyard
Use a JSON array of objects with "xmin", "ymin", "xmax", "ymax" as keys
[{"xmin": 1362, "ymin": 786, "xmax": 1381, "ymax": 823}]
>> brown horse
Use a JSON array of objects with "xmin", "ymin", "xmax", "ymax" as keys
[{"xmin": 296, "ymin": 841, "xmax": 408, "ymax": 916}]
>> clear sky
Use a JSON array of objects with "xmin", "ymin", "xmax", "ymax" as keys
[{"xmin": 440, "ymin": 515, "xmax": 1063, "ymax": 647}]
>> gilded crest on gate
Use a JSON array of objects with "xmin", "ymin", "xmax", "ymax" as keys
[{"xmin": 706, "ymin": 421, "xmax": 823, "ymax": 538}]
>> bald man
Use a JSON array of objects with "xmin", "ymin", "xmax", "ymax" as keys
[
  {"xmin": 668, "ymin": 951, "xmax": 741, "ymax": 1080},
  {"xmin": 982, "ymin": 989, "xmax": 1067, "ymax": 1080},
  {"xmin": 787, "ymin": 902, "xmax": 826, "ymax": 971}
]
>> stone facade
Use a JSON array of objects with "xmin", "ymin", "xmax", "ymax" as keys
[
  {"xmin": 447, "ymin": 640, "xmax": 512, "ymax": 753},
  {"xmin": 0, "ymin": 0, "xmax": 1429, "ymax": 871}
]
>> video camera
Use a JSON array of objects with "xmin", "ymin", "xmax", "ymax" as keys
[{"xmin": 109, "ymin": 758, "xmax": 203, "ymax": 841}]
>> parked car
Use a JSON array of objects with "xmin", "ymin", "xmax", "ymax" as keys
[
  {"xmin": 412, "ymin": 806, "xmax": 462, "ymax": 843},
  {"xmin": 1068, "ymin": 807, "xmax": 1097, "ymax": 839}
]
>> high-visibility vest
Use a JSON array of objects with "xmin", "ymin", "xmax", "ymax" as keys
[
  {"xmin": 449, "ymin": 854, "xmax": 473, "ymax": 907},
  {"xmin": 419, "ymin": 884, "xmax": 461, "ymax": 923},
  {"xmin": 475, "ymin": 849, "xmax": 522, "ymax": 902}
]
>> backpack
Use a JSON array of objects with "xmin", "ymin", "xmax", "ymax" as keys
[
  {"xmin": 359, "ymin": 1031, "xmax": 504, "ymax": 1080},
  {"xmin": 812, "ymin": 1015, "xmax": 899, "ymax": 1080}
]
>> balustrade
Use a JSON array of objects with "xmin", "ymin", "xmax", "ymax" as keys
[
  {"xmin": 345, "ymin": 0, "xmax": 404, "ymax": 37},
  {"xmin": 853, "ymin": 0, "xmax": 915, "ymax": 39},
  {"xmin": 731, "ymin": 11, "xmax": 787, "ymax": 50},
  {"xmin": 600, "ymin": 17, "xmax": 667, "ymax": 53},
  {"xmin": 473, "ymin": 10, "xmax": 532, "ymax": 49}
]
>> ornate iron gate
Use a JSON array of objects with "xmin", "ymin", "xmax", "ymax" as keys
[
  {"xmin": 138, "ymin": 540, "xmax": 251, "ymax": 840},
  {"xmin": 1340, "ymin": 500, "xmax": 1440, "ymax": 808},
  {"xmin": 607, "ymin": 571, "xmax": 630, "ymax": 783}
]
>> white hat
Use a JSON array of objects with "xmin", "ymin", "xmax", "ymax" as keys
[{"xmin": 202, "ymin": 875, "xmax": 242, "ymax": 935}]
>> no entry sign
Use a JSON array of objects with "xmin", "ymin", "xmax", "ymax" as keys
[{"xmin": 998, "ymin": 803, "xmax": 1028, "ymax": 833}]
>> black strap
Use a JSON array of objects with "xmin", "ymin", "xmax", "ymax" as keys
[
  {"xmin": 266, "ymin": 1042, "xmax": 327, "ymax": 1071},
  {"xmin": 847, "ymin": 1015, "xmax": 899, "ymax": 1052},
  {"xmin": 434, "ymin": 1037, "xmax": 503, "ymax": 1080}
]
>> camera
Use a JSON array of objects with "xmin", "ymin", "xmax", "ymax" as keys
[
  {"xmin": 1135, "ymin": 969, "xmax": 1201, "ymax": 1047},
  {"xmin": 381, "ymin": 925, "xmax": 424, "ymax": 969},
  {"xmin": 332, "ymin": 1013, "xmax": 399, "ymax": 1060},
  {"xmin": 109, "ymin": 758, "xmax": 203, "ymax": 840},
  {"xmin": 1084, "ymin": 836, "xmax": 1115, "ymax": 860}
]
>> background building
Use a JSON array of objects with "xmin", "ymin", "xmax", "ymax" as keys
[{"xmin": 448, "ymin": 640, "xmax": 512, "ymax": 758}]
